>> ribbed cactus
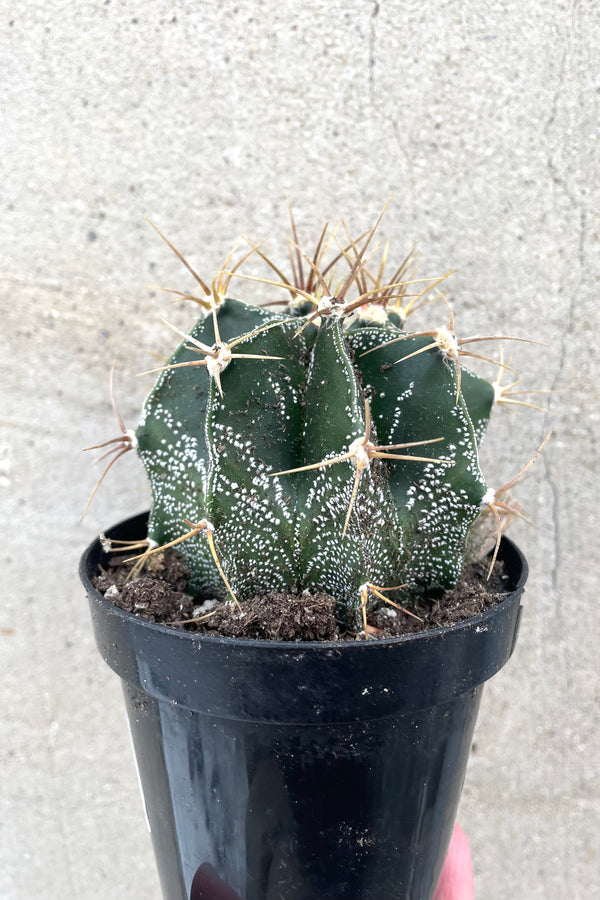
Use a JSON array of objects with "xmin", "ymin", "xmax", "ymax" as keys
[
  {"xmin": 88, "ymin": 211, "xmax": 545, "ymax": 631},
  {"xmin": 125, "ymin": 215, "xmax": 525, "ymax": 632}
]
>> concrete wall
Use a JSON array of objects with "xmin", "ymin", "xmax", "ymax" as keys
[{"xmin": 1, "ymin": 1, "xmax": 598, "ymax": 897}]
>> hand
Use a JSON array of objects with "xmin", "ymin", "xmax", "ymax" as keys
[{"xmin": 433, "ymin": 824, "xmax": 474, "ymax": 900}]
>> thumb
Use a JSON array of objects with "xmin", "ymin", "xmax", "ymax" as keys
[
  {"xmin": 432, "ymin": 823, "xmax": 474, "ymax": 900},
  {"xmin": 190, "ymin": 862, "xmax": 242, "ymax": 900}
]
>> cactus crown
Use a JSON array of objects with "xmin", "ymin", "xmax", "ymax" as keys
[{"xmin": 89, "ymin": 209, "xmax": 546, "ymax": 631}]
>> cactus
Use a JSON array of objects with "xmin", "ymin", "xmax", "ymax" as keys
[{"xmin": 88, "ymin": 211, "xmax": 547, "ymax": 632}]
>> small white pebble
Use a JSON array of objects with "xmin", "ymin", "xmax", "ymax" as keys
[{"xmin": 192, "ymin": 599, "xmax": 219, "ymax": 617}]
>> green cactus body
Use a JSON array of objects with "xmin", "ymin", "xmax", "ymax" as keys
[{"xmin": 136, "ymin": 286, "xmax": 496, "ymax": 629}]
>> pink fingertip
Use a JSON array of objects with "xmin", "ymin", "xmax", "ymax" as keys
[{"xmin": 432, "ymin": 823, "xmax": 474, "ymax": 900}]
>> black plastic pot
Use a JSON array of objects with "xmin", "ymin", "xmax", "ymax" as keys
[{"xmin": 80, "ymin": 512, "xmax": 527, "ymax": 900}]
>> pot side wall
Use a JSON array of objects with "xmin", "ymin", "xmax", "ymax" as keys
[{"xmin": 124, "ymin": 680, "xmax": 483, "ymax": 900}]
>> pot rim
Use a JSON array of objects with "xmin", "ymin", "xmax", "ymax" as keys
[{"xmin": 80, "ymin": 510, "xmax": 528, "ymax": 653}]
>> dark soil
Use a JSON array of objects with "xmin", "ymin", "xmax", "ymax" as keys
[{"xmin": 93, "ymin": 549, "xmax": 513, "ymax": 642}]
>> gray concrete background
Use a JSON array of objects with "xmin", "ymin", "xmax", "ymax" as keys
[{"xmin": 1, "ymin": 1, "xmax": 598, "ymax": 898}]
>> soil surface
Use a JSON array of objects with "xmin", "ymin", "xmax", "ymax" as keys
[{"xmin": 92, "ymin": 549, "xmax": 513, "ymax": 642}]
